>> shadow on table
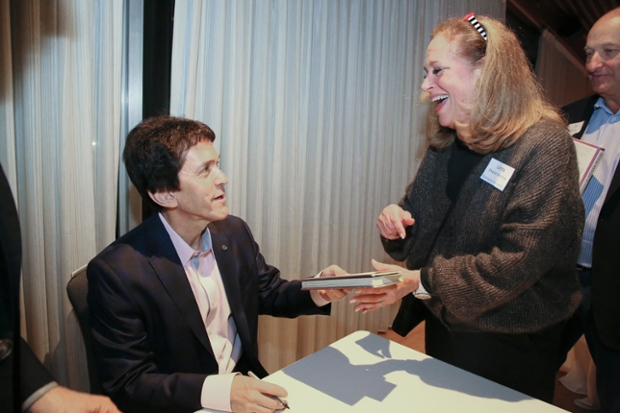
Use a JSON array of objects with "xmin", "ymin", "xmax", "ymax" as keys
[{"xmin": 281, "ymin": 333, "xmax": 530, "ymax": 406}]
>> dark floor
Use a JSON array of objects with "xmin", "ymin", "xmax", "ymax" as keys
[{"xmin": 378, "ymin": 323, "xmax": 600, "ymax": 413}]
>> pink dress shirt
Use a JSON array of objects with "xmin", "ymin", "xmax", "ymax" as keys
[
  {"xmin": 159, "ymin": 214, "xmax": 329, "ymax": 411},
  {"xmin": 159, "ymin": 214, "xmax": 241, "ymax": 412}
]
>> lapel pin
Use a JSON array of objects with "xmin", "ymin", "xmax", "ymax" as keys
[{"xmin": 222, "ymin": 245, "xmax": 228, "ymax": 251}]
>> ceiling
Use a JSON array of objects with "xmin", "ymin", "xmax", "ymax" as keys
[{"xmin": 508, "ymin": 0, "xmax": 620, "ymax": 61}]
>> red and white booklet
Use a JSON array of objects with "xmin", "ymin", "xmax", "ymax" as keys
[{"xmin": 573, "ymin": 138, "xmax": 604, "ymax": 194}]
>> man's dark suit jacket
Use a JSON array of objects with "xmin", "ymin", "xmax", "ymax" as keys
[
  {"xmin": 87, "ymin": 213, "xmax": 329, "ymax": 413},
  {"xmin": 0, "ymin": 165, "xmax": 54, "ymax": 413},
  {"xmin": 563, "ymin": 95, "xmax": 620, "ymax": 351}
]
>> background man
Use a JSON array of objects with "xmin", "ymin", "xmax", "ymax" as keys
[
  {"xmin": 88, "ymin": 116, "xmax": 347, "ymax": 413},
  {"xmin": 562, "ymin": 7, "xmax": 620, "ymax": 413}
]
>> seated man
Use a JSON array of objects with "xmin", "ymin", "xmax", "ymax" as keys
[{"xmin": 87, "ymin": 116, "xmax": 347, "ymax": 413}]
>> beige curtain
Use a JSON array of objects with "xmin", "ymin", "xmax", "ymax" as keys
[
  {"xmin": 536, "ymin": 29, "xmax": 592, "ymax": 108},
  {"xmin": 0, "ymin": 0, "xmax": 124, "ymax": 391},
  {"xmin": 170, "ymin": 0, "xmax": 506, "ymax": 372}
]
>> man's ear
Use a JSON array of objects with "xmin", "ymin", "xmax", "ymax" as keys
[{"xmin": 148, "ymin": 191, "xmax": 177, "ymax": 209}]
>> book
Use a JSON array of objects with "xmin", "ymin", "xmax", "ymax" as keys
[
  {"xmin": 301, "ymin": 271, "xmax": 402, "ymax": 290},
  {"xmin": 573, "ymin": 138, "xmax": 604, "ymax": 194}
]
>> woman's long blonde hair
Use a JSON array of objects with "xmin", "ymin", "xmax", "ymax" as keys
[{"xmin": 427, "ymin": 16, "xmax": 563, "ymax": 154}]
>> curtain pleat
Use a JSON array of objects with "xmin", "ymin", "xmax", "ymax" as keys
[
  {"xmin": 171, "ymin": 0, "xmax": 505, "ymax": 372},
  {"xmin": 1, "ymin": 0, "xmax": 123, "ymax": 391}
]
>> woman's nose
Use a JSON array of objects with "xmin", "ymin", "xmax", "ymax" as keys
[{"xmin": 421, "ymin": 75, "xmax": 431, "ymax": 91}]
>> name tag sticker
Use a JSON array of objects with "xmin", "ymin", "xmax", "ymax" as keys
[
  {"xmin": 568, "ymin": 121, "xmax": 584, "ymax": 136},
  {"xmin": 480, "ymin": 158, "xmax": 515, "ymax": 191}
]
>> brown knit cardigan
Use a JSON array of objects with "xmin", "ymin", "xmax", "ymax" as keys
[{"xmin": 385, "ymin": 120, "xmax": 584, "ymax": 334}]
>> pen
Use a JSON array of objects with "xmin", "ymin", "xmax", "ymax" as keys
[{"xmin": 248, "ymin": 370, "xmax": 291, "ymax": 410}]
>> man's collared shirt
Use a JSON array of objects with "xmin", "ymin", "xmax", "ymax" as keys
[
  {"xmin": 579, "ymin": 98, "xmax": 620, "ymax": 267},
  {"xmin": 159, "ymin": 213, "xmax": 241, "ymax": 412}
]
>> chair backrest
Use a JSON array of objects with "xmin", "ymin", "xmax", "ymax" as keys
[{"xmin": 66, "ymin": 264, "xmax": 103, "ymax": 394}]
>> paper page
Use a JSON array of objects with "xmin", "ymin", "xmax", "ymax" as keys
[
  {"xmin": 573, "ymin": 139, "xmax": 599, "ymax": 180},
  {"xmin": 573, "ymin": 138, "xmax": 604, "ymax": 193}
]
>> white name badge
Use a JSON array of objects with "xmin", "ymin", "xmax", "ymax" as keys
[
  {"xmin": 480, "ymin": 158, "xmax": 515, "ymax": 191},
  {"xmin": 568, "ymin": 121, "xmax": 584, "ymax": 136}
]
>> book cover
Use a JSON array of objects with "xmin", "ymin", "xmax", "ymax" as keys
[
  {"xmin": 573, "ymin": 138, "xmax": 604, "ymax": 194},
  {"xmin": 301, "ymin": 271, "xmax": 402, "ymax": 290}
]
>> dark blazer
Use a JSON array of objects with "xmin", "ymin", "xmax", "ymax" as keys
[
  {"xmin": 563, "ymin": 95, "xmax": 620, "ymax": 350},
  {"xmin": 0, "ymin": 165, "xmax": 54, "ymax": 413},
  {"xmin": 87, "ymin": 213, "xmax": 329, "ymax": 413}
]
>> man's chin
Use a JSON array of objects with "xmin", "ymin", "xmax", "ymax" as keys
[
  {"xmin": 590, "ymin": 79, "xmax": 611, "ymax": 95},
  {"xmin": 212, "ymin": 209, "xmax": 229, "ymax": 222}
]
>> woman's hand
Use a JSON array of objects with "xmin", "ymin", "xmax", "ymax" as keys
[
  {"xmin": 377, "ymin": 204, "xmax": 415, "ymax": 240},
  {"xmin": 349, "ymin": 259, "xmax": 420, "ymax": 313}
]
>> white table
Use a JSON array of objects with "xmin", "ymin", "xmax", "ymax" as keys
[{"xmin": 198, "ymin": 330, "xmax": 567, "ymax": 412}]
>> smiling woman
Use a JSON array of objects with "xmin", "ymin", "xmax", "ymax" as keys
[
  {"xmin": 424, "ymin": 15, "xmax": 565, "ymax": 153},
  {"xmin": 350, "ymin": 14, "xmax": 585, "ymax": 403},
  {"xmin": 422, "ymin": 33, "xmax": 483, "ymax": 134}
]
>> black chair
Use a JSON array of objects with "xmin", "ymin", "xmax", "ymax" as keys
[{"xmin": 66, "ymin": 265, "xmax": 103, "ymax": 394}]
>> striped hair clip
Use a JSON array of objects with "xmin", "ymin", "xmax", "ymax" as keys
[{"xmin": 464, "ymin": 12, "xmax": 487, "ymax": 41}]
